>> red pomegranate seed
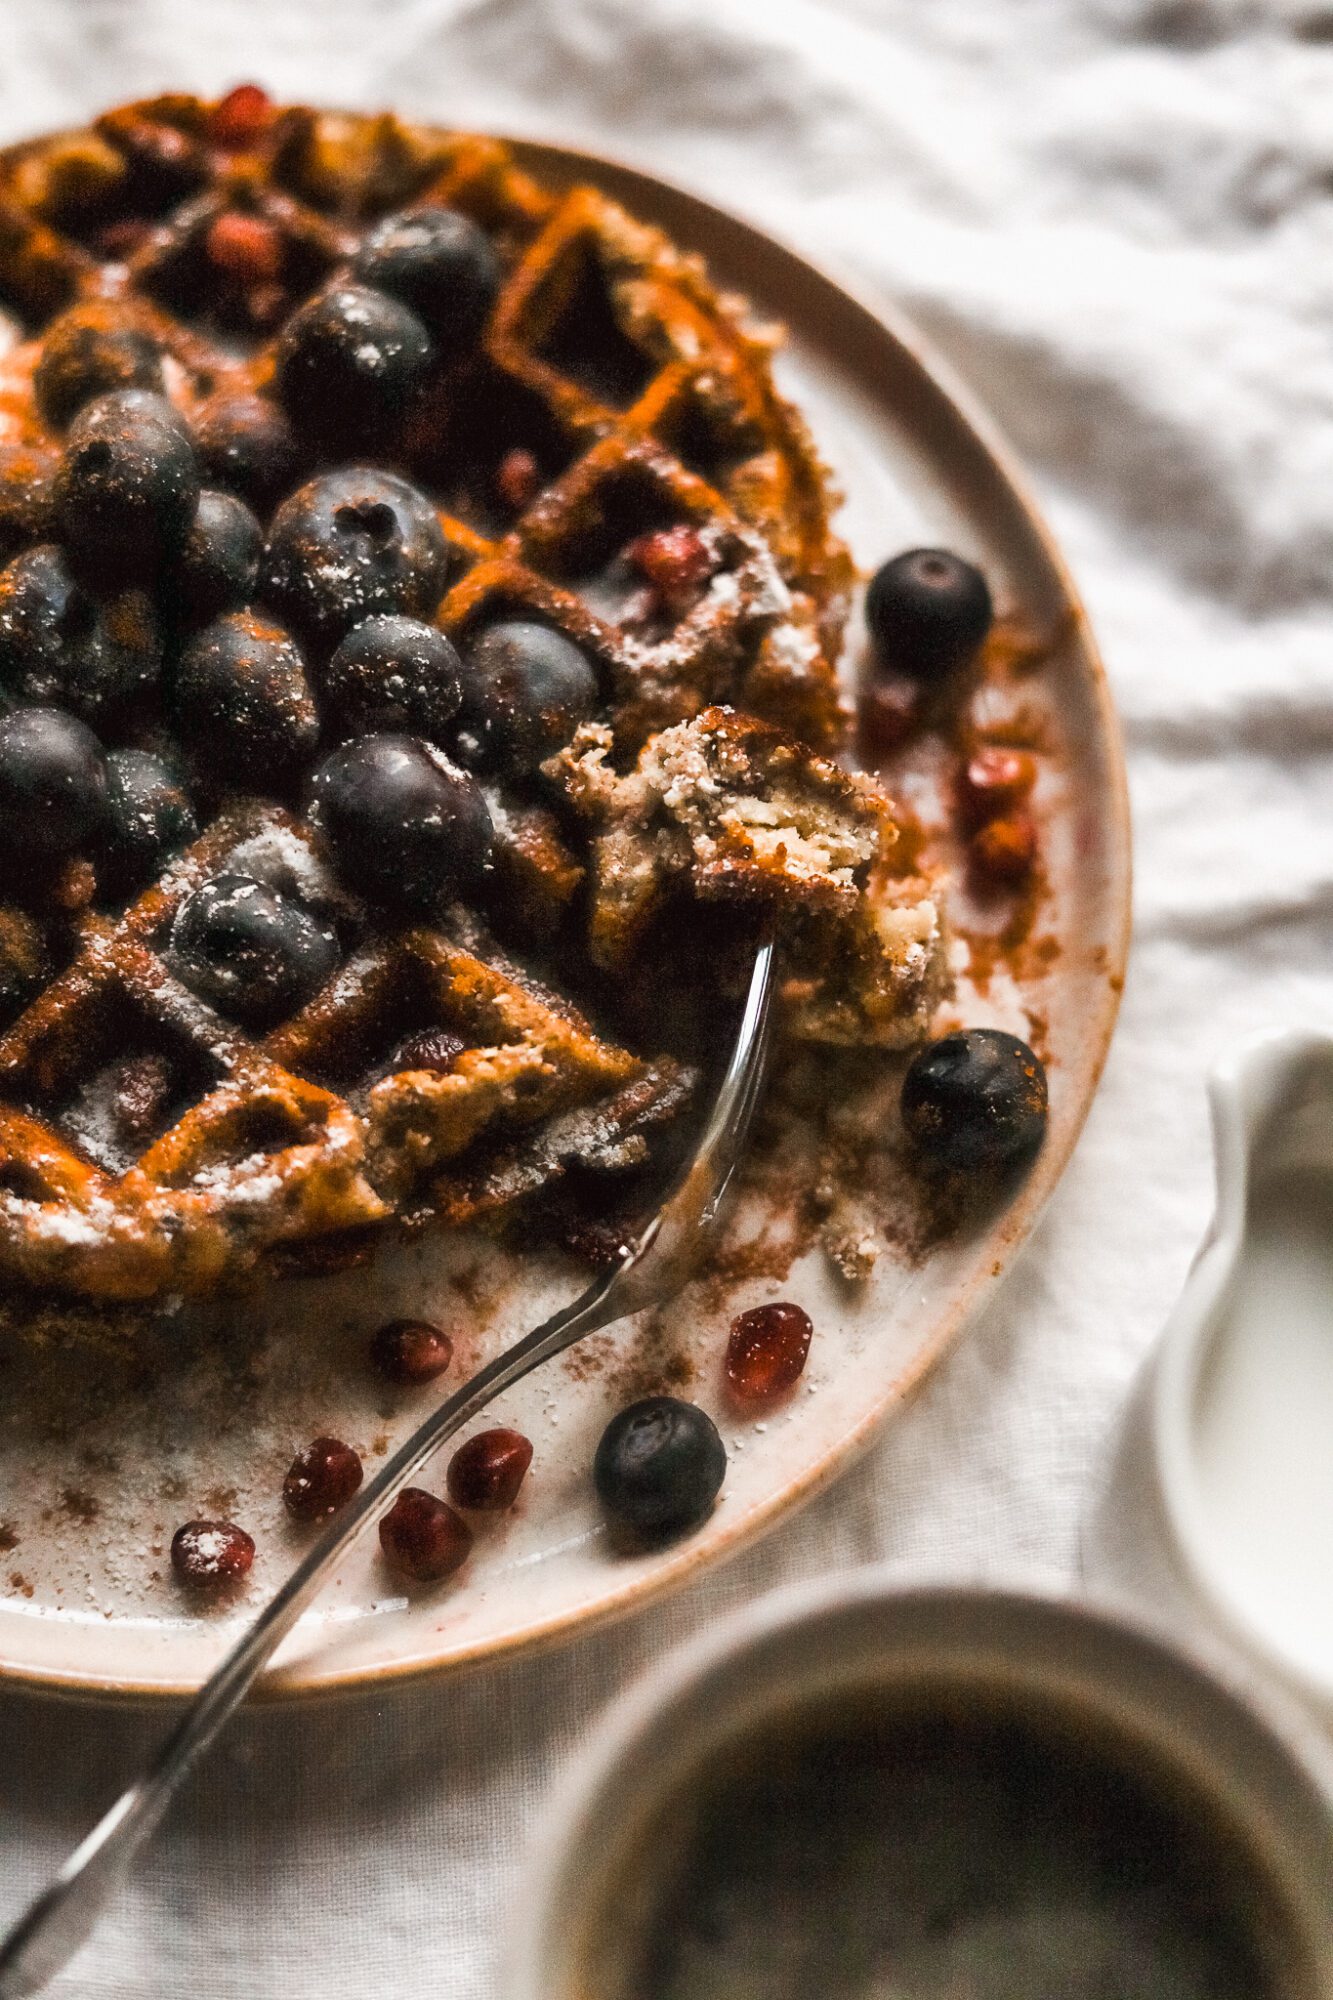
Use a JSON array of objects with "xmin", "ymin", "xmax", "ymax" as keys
[
  {"xmin": 171, "ymin": 1518, "xmax": 255, "ymax": 1587},
  {"xmin": 283, "ymin": 1436, "xmax": 364, "ymax": 1521},
  {"xmin": 625, "ymin": 525, "xmax": 716, "ymax": 606},
  {"xmin": 495, "ymin": 447, "xmax": 542, "ymax": 513},
  {"xmin": 206, "ymin": 211, "xmax": 284, "ymax": 284},
  {"xmin": 371, "ymin": 1317, "xmax": 455, "ymax": 1386},
  {"xmin": 388, "ymin": 1028, "xmax": 466, "ymax": 1076},
  {"xmin": 210, "ymin": 84, "xmax": 275, "ymax": 150},
  {"xmin": 725, "ymin": 1302, "xmax": 814, "ymax": 1403},
  {"xmin": 379, "ymin": 1488, "xmax": 472, "ymax": 1582},
  {"xmin": 958, "ymin": 746, "xmax": 1037, "ymax": 829},
  {"xmin": 858, "ymin": 679, "xmax": 921, "ymax": 756},
  {"xmin": 970, "ymin": 811, "xmax": 1038, "ymax": 885},
  {"xmin": 447, "ymin": 1428, "xmax": 533, "ymax": 1511}
]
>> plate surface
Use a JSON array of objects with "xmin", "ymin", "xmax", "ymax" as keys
[{"xmin": 0, "ymin": 142, "xmax": 1129, "ymax": 1699}]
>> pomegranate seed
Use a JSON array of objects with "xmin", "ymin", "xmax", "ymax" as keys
[
  {"xmin": 283, "ymin": 1436, "xmax": 363, "ymax": 1521},
  {"xmin": 970, "ymin": 811, "xmax": 1038, "ymax": 885},
  {"xmin": 625, "ymin": 525, "xmax": 716, "ymax": 606},
  {"xmin": 447, "ymin": 1428, "xmax": 533, "ymax": 1510},
  {"xmin": 388, "ymin": 1028, "xmax": 466, "ymax": 1076},
  {"xmin": 210, "ymin": 84, "xmax": 275, "ymax": 150},
  {"xmin": 725, "ymin": 1302, "xmax": 814, "ymax": 1403},
  {"xmin": 206, "ymin": 211, "xmax": 284, "ymax": 284},
  {"xmin": 495, "ymin": 447, "xmax": 542, "ymax": 513},
  {"xmin": 171, "ymin": 1518, "xmax": 255, "ymax": 1587},
  {"xmin": 371, "ymin": 1317, "xmax": 455, "ymax": 1386},
  {"xmin": 858, "ymin": 679, "xmax": 920, "ymax": 757},
  {"xmin": 379, "ymin": 1488, "xmax": 472, "ymax": 1582},
  {"xmin": 958, "ymin": 747, "xmax": 1037, "ymax": 829}
]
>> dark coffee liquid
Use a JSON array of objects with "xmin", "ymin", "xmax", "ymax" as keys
[{"xmin": 606, "ymin": 1689, "xmax": 1303, "ymax": 2000}]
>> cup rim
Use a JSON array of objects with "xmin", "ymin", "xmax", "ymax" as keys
[{"xmin": 510, "ymin": 1568, "xmax": 1333, "ymax": 2000}]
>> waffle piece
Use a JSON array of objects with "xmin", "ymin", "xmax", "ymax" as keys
[
  {"xmin": 553, "ymin": 707, "xmax": 947, "ymax": 1046},
  {"xmin": 0, "ymin": 802, "xmax": 688, "ymax": 1313},
  {"xmin": 0, "ymin": 96, "xmax": 850, "ymax": 746},
  {"xmin": 0, "ymin": 93, "xmax": 912, "ymax": 1337}
]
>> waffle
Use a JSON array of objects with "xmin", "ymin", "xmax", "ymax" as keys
[
  {"xmin": 553, "ymin": 707, "xmax": 946, "ymax": 1046},
  {"xmin": 0, "ymin": 92, "xmax": 938, "ymax": 1337},
  {"xmin": 0, "ymin": 98, "xmax": 851, "ymax": 745}
]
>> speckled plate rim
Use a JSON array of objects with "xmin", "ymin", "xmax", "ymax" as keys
[{"xmin": 0, "ymin": 133, "xmax": 1131, "ymax": 1705}]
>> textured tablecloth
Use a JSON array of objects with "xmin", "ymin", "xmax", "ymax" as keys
[{"xmin": 1, "ymin": 1, "xmax": 1329, "ymax": 1992}]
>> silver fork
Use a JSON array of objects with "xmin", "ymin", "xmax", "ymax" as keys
[{"xmin": 0, "ymin": 941, "xmax": 776, "ymax": 2000}]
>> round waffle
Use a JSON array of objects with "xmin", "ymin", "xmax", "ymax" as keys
[{"xmin": 0, "ymin": 91, "xmax": 873, "ymax": 1335}]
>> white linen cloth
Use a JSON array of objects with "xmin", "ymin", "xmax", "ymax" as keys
[{"xmin": 1, "ymin": 1, "xmax": 1330, "ymax": 1991}]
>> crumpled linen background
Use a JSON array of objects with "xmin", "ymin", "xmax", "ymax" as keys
[{"xmin": 0, "ymin": 1, "xmax": 1329, "ymax": 1992}]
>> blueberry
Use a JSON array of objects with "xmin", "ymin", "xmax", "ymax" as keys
[
  {"xmin": 55, "ymin": 389, "xmax": 200, "ymax": 578},
  {"xmin": 172, "ymin": 489, "xmax": 262, "ymax": 622},
  {"xmin": 169, "ymin": 873, "xmax": 339, "ymax": 1027},
  {"xmin": 96, "ymin": 748, "xmax": 197, "ymax": 901},
  {"xmin": 261, "ymin": 468, "xmax": 448, "ymax": 645},
  {"xmin": 193, "ymin": 391, "xmax": 299, "ymax": 513},
  {"xmin": 0, "ymin": 705, "xmax": 107, "ymax": 859},
  {"xmin": 0, "ymin": 545, "xmax": 161, "ymax": 720},
  {"xmin": 173, "ymin": 609, "xmax": 318, "ymax": 785},
  {"xmin": 457, "ymin": 620, "xmax": 597, "ymax": 773},
  {"xmin": 866, "ymin": 548, "xmax": 993, "ymax": 681},
  {"xmin": 900, "ymin": 1027, "xmax": 1048, "ymax": 1172},
  {"xmin": 0, "ymin": 442, "xmax": 57, "ymax": 560},
  {"xmin": 275, "ymin": 281, "xmax": 433, "ymax": 445},
  {"xmin": 311, "ymin": 733, "xmax": 492, "ymax": 911},
  {"xmin": 352, "ymin": 207, "xmax": 500, "ymax": 359},
  {"xmin": 593, "ymin": 1396, "xmax": 726, "ymax": 1539},
  {"xmin": 34, "ymin": 302, "xmax": 164, "ymax": 431},
  {"xmin": 324, "ymin": 614, "xmax": 463, "ymax": 740}
]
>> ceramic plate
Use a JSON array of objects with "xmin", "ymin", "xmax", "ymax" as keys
[{"xmin": 0, "ymin": 141, "xmax": 1129, "ymax": 1699}]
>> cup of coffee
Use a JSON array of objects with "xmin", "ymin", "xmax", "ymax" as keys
[{"xmin": 511, "ymin": 1577, "xmax": 1333, "ymax": 1999}]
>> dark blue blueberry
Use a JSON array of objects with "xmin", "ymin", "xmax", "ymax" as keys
[
  {"xmin": 169, "ymin": 873, "xmax": 338, "ymax": 1027},
  {"xmin": 173, "ymin": 609, "xmax": 318, "ymax": 785},
  {"xmin": 193, "ymin": 391, "xmax": 299, "ymax": 513},
  {"xmin": 54, "ymin": 389, "xmax": 200, "ymax": 578},
  {"xmin": 172, "ymin": 489, "xmax": 262, "ymax": 622},
  {"xmin": 0, "ymin": 705, "xmax": 107, "ymax": 860},
  {"xmin": 866, "ymin": 548, "xmax": 993, "ymax": 682},
  {"xmin": 34, "ymin": 302, "xmax": 165, "ymax": 431},
  {"xmin": 457, "ymin": 620, "xmax": 597, "ymax": 773},
  {"xmin": 324, "ymin": 614, "xmax": 463, "ymax": 740},
  {"xmin": 0, "ymin": 544, "xmax": 162, "ymax": 721},
  {"xmin": 311, "ymin": 733, "xmax": 492, "ymax": 911},
  {"xmin": 275, "ymin": 281, "xmax": 433, "ymax": 445},
  {"xmin": 0, "ymin": 442, "xmax": 57, "ymax": 561},
  {"xmin": 593, "ymin": 1397, "xmax": 726, "ymax": 1539},
  {"xmin": 261, "ymin": 468, "xmax": 448, "ymax": 645},
  {"xmin": 901, "ymin": 1028, "xmax": 1047, "ymax": 1172},
  {"xmin": 96, "ymin": 749, "xmax": 197, "ymax": 901},
  {"xmin": 352, "ymin": 207, "xmax": 500, "ymax": 359}
]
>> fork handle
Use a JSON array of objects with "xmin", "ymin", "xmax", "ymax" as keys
[
  {"xmin": 0, "ymin": 1264, "xmax": 625, "ymax": 2000},
  {"xmin": 0, "ymin": 940, "xmax": 776, "ymax": 1998}
]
